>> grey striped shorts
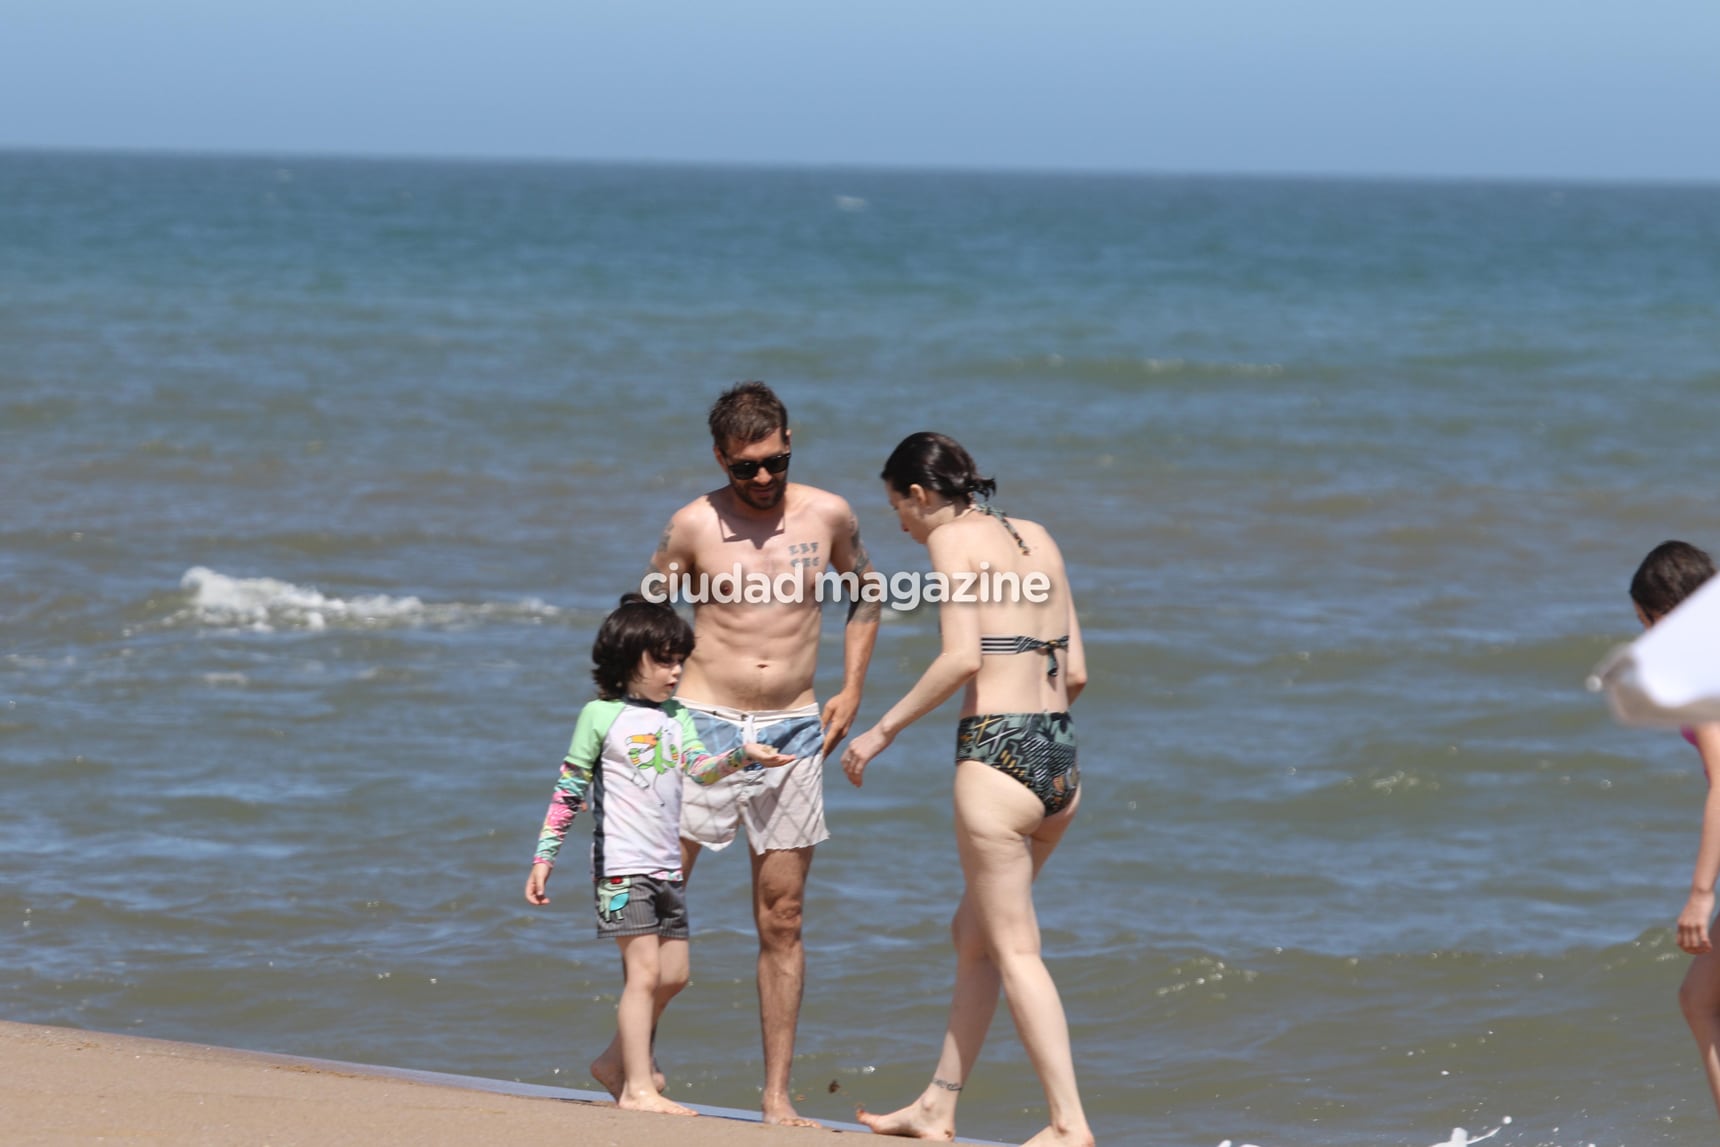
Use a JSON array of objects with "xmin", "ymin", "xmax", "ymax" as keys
[{"xmin": 593, "ymin": 873, "xmax": 689, "ymax": 940}]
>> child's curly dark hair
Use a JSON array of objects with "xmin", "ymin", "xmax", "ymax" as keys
[{"xmin": 591, "ymin": 593, "xmax": 695, "ymax": 700}]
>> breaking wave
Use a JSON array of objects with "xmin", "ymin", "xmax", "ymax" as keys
[{"xmin": 170, "ymin": 567, "xmax": 562, "ymax": 632}]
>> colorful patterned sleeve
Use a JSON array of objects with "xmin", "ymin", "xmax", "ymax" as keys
[
  {"xmin": 532, "ymin": 700, "xmax": 612, "ymax": 867},
  {"xmin": 674, "ymin": 704, "xmax": 747, "ymax": 786}
]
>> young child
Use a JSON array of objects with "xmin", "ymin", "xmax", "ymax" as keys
[
  {"xmin": 525, "ymin": 593, "xmax": 792, "ymax": 1117},
  {"xmin": 1630, "ymin": 540, "xmax": 1720, "ymax": 1121}
]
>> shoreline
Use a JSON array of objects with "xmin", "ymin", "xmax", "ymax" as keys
[{"xmin": 0, "ymin": 1019, "xmax": 1007, "ymax": 1145}]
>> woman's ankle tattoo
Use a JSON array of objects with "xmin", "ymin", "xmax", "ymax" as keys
[{"xmin": 931, "ymin": 1077, "xmax": 963, "ymax": 1092}]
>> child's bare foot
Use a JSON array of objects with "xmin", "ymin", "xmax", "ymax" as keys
[
  {"xmin": 762, "ymin": 1093, "xmax": 822, "ymax": 1128},
  {"xmin": 590, "ymin": 1051, "xmax": 666, "ymax": 1098},
  {"xmin": 855, "ymin": 1101, "xmax": 955, "ymax": 1140},
  {"xmin": 617, "ymin": 1088, "xmax": 698, "ymax": 1117}
]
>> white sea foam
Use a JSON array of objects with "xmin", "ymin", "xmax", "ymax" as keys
[
  {"xmin": 200, "ymin": 672, "xmax": 249, "ymax": 687},
  {"xmin": 1426, "ymin": 1119, "xmax": 1510, "ymax": 1146},
  {"xmin": 174, "ymin": 567, "xmax": 561, "ymax": 632},
  {"xmin": 1215, "ymin": 1118, "xmax": 1514, "ymax": 1147},
  {"xmin": 1137, "ymin": 357, "xmax": 1284, "ymax": 377}
]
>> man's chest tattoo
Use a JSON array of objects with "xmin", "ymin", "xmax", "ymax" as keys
[{"xmin": 786, "ymin": 540, "xmax": 823, "ymax": 571}]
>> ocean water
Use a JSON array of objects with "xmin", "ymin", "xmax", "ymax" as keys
[{"xmin": 3, "ymin": 149, "xmax": 1720, "ymax": 1145}]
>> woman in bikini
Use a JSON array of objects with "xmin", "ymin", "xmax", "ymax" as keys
[
  {"xmin": 1630, "ymin": 540, "xmax": 1720, "ymax": 1124},
  {"xmin": 840, "ymin": 431, "xmax": 1093, "ymax": 1147}
]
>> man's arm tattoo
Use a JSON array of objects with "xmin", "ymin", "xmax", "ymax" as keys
[
  {"xmin": 641, "ymin": 525, "xmax": 678, "ymax": 594},
  {"xmin": 845, "ymin": 517, "xmax": 882, "ymax": 624}
]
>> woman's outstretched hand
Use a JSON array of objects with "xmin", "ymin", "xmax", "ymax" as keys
[{"xmin": 840, "ymin": 726, "xmax": 892, "ymax": 787}]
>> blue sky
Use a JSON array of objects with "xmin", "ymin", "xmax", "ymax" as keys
[{"xmin": 4, "ymin": 1, "xmax": 1716, "ymax": 182}]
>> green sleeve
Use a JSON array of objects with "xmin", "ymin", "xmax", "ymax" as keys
[{"xmin": 565, "ymin": 700, "xmax": 616, "ymax": 771}]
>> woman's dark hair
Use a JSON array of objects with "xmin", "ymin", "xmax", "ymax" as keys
[
  {"xmin": 880, "ymin": 431, "xmax": 996, "ymax": 504},
  {"xmin": 1630, "ymin": 540, "xmax": 1717, "ymax": 620},
  {"xmin": 591, "ymin": 593, "xmax": 695, "ymax": 699},
  {"xmin": 708, "ymin": 381, "xmax": 788, "ymax": 452}
]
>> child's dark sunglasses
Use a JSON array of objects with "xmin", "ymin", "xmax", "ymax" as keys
[{"xmin": 725, "ymin": 452, "xmax": 792, "ymax": 480}]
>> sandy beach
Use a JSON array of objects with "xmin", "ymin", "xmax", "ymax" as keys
[{"xmin": 0, "ymin": 1019, "xmax": 925, "ymax": 1146}]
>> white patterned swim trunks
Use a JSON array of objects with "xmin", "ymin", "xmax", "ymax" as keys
[{"xmin": 677, "ymin": 699, "xmax": 830, "ymax": 853}]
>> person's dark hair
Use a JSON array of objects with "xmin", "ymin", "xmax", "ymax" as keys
[
  {"xmin": 880, "ymin": 431, "xmax": 997, "ymax": 504},
  {"xmin": 1631, "ymin": 540, "xmax": 1717, "ymax": 620},
  {"xmin": 591, "ymin": 593, "xmax": 695, "ymax": 700},
  {"xmin": 708, "ymin": 381, "xmax": 788, "ymax": 452}
]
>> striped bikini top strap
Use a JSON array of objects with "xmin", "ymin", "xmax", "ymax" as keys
[
  {"xmin": 974, "ymin": 503, "xmax": 1031, "ymax": 554},
  {"xmin": 979, "ymin": 634, "xmax": 1070, "ymax": 677}
]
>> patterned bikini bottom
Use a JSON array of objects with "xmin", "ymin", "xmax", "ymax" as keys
[{"xmin": 954, "ymin": 710, "xmax": 1079, "ymax": 816}]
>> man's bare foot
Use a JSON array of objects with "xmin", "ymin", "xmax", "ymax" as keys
[
  {"xmin": 1020, "ymin": 1123, "xmax": 1095, "ymax": 1147},
  {"xmin": 762, "ymin": 1094, "xmax": 823, "ymax": 1129},
  {"xmin": 855, "ymin": 1102, "xmax": 955, "ymax": 1140},
  {"xmin": 590, "ymin": 1052, "xmax": 666, "ymax": 1099},
  {"xmin": 617, "ymin": 1088, "xmax": 698, "ymax": 1117}
]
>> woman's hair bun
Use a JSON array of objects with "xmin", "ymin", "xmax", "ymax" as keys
[{"xmin": 882, "ymin": 432, "xmax": 996, "ymax": 505}]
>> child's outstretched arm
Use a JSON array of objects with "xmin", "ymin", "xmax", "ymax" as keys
[
  {"xmin": 667, "ymin": 705, "xmax": 794, "ymax": 784},
  {"xmin": 684, "ymin": 741, "xmax": 795, "ymax": 786},
  {"xmin": 1680, "ymin": 724, "xmax": 1720, "ymax": 954},
  {"xmin": 671, "ymin": 706, "xmax": 794, "ymax": 785}
]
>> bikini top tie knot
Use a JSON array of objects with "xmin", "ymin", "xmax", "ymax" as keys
[{"xmin": 978, "ymin": 634, "xmax": 1070, "ymax": 677}]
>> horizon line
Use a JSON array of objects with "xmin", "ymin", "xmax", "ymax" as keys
[{"xmin": 4, "ymin": 141, "xmax": 1718, "ymax": 193}]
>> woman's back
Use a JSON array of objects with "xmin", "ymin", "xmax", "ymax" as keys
[{"xmin": 942, "ymin": 509, "xmax": 1083, "ymax": 717}]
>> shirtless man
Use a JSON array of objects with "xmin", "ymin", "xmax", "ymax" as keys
[{"xmin": 641, "ymin": 381, "xmax": 879, "ymax": 1127}]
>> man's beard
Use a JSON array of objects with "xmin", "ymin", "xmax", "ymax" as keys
[{"xmin": 735, "ymin": 481, "xmax": 784, "ymax": 509}]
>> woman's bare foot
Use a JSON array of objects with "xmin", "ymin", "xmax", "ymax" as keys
[
  {"xmin": 1020, "ymin": 1123, "xmax": 1095, "ymax": 1147},
  {"xmin": 617, "ymin": 1087, "xmax": 698, "ymax": 1117},
  {"xmin": 590, "ymin": 1051, "xmax": 666, "ymax": 1098},
  {"xmin": 855, "ymin": 1101, "xmax": 956, "ymax": 1140}
]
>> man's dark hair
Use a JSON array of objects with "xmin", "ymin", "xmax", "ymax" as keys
[
  {"xmin": 881, "ymin": 431, "xmax": 997, "ymax": 504},
  {"xmin": 1630, "ymin": 540, "xmax": 1717, "ymax": 620},
  {"xmin": 708, "ymin": 381, "xmax": 788, "ymax": 452},
  {"xmin": 591, "ymin": 593, "xmax": 695, "ymax": 700}
]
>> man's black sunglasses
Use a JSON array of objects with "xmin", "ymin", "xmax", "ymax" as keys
[{"xmin": 725, "ymin": 452, "xmax": 792, "ymax": 480}]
